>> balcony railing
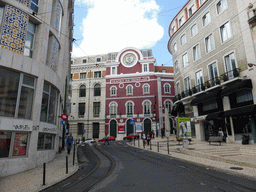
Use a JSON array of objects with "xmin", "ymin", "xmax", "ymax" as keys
[{"xmin": 174, "ymin": 68, "xmax": 240, "ymax": 101}]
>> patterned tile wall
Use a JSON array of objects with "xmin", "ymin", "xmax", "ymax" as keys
[
  {"xmin": 54, "ymin": 0, "xmax": 62, "ymax": 34},
  {"xmin": 15, "ymin": 0, "xmax": 30, "ymax": 8},
  {"xmin": 0, "ymin": 5, "xmax": 28, "ymax": 54},
  {"xmin": 49, "ymin": 36, "xmax": 60, "ymax": 72}
]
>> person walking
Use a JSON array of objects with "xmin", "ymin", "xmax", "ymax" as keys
[
  {"xmin": 66, "ymin": 133, "xmax": 74, "ymax": 154},
  {"xmin": 104, "ymin": 134, "xmax": 109, "ymax": 145},
  {"xmin": 141, "ymin": 131, "xmax": 146, "ymax": 146},
  {"xmin": 146, "ymin": 133, "xmax": 151, "ymax": 146}
]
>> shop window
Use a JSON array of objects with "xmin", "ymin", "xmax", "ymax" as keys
[
  {"xmin": 40, "ymin": 82, "xmax": 59, "ymax": 124},
  {"xmin": 37, "ymin": 133, "xmax": 55, "ymax": 150},
  {"xmin": 0, "ymin": 67, "xmax": 36, "ymax": 119},
  {"xmin": 93, "ymin": 102, "xmax": 100, "ymax": 117},
  {"xmin": 0, "ymin": 131, "xmax": 29, "ymax": 158}
]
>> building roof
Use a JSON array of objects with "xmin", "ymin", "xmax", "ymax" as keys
[{"xmin": 154, "ymin": 66, "xmax": 173, "ymax": 73}]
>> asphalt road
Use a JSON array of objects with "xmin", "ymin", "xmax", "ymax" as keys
[{"xmin": 90, "ymin": 141, "xmax": 256, "ymax": 192}]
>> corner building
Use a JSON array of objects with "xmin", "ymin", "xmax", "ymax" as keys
[
  {"xmin": 168, "ymin": 0, "xmax": 256, "ymax": 144},
  {"xmin": 105, "ymin": 47, "xmax": 175, "ymax": 140},
  {"xmin": 0, "ymin": 0, "xmax": 73, "ymax": 176}
]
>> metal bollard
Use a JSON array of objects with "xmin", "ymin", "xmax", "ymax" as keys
[
  {"xmin": 66, "ymin": 156, "xmax": 68, "ymax": 174},
  {"xmin": 150, "ymin": 141, "xmax": 152, "ymax": 150},
  {"xmin": 134, "ymin": 138, "xmax": 135, "ymax": 146},
  {"xmin": 43, "ymin": 163, "xmax": 46, "ymax": 185},
  {"xmin": 167, "ymin": 137, "xmax": 169, "ymax": 154},
  {"xmin": 157, "ymin": 142, "xmax": 159, "ymax": 152},
  {"xmin": 138, "ymin": 139, "xmax": 140, "ymax": 147},
  {"xmin": 73, "ymin": 143, "xmax": 76, "ymax": 166},
  {"xmin": 143, "ymin": 140, "xmax": 145, "ymax": 149}
]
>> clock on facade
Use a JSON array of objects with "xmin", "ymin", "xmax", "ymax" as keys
[{"xmin": 122, "ymin": 53, "xmax": 137, "ymax": 67}]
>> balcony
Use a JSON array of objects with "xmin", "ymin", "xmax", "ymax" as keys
[
  {"xmin": 173, "ymin": 68, "xmax": 241, "ymax": 103},
  {"xmin": 248, "ymin": 8, "xmax": 256, "ymax": 28}
]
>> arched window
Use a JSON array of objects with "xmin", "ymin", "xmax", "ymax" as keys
[
  {"xmin": 126, "ymin": 101, "xmax": 133, "ymax": 116},
  {"xmin": 164, "ymin": 84, "xmax": 171, "ymax": 93},
  {"xmin": 165, "ymin": 100, "xmax": 172, "ymax": 113},
  {"xmin": 110, "ymin": 102, "xmax": 117, "ymax": 117},
  {"xmin": 110, "ymin": 86, "xmax": 117, "ymax": 96},
  {"xmin": 94, "ymin": 84, "xmax": 101, "ymax": 96},
  {"xmin": 143, "ymin": 101, "xmax": 151, "ymax": 115},
  {"xmin": 143, "ymin": 84, "xmax": 150, "ymax": 94},
  {"xmin": 79, "ymin": 85, "xmax": 86, "ymax": 97},
  {"xmin": 126, "ymin": 85, "xmax": 133, "ymax": 95}
]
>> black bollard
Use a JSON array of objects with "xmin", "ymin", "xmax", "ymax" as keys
[
  {"xmin": 138, "ymin": 139, "xmax": 140, "ymax": 147},
  {"xmin": 157, "ymin": 142, "xmax": 159, "ymax": 152},
  {"xmin": 43, "ymin": 163, "xmax": 46, "ymax": 185},
  {"xmin": 73, "ymin": 143, "xmax": 76, "ymax": 165},
  {"xmin": 134, "ymin": 138, "xmax": 135, "ymax": 146},
  {"xmin": 66, "ymin": 156, "xmax": 68, "ymax": 174},
  {"xmin": 167, "ymin": 139, "xmax": 169, "ymax": 154},
  {"xmin": 143, "ymin": 140, "xmax": 145, "ymax": 149},
  {"xmin": 150, "ymin": 141, "xmax": 152, "ymax": 150}
]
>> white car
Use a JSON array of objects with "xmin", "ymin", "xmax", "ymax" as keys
[{"xmin": 83, "ymin": 138, "xmax": 96, "ymax": 144}]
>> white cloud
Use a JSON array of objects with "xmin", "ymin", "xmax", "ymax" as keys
[{"xmin": 72, "ymin": 0, "xmax": 164, "ymax": 57}]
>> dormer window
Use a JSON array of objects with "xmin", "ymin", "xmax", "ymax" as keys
[
  {"xmin": 96, "ymin": 58, "xmax": 101, "ymax": 62},
  {"xmin": 82, "ymin": 59, "xmax": 87, "ymax": 63}
]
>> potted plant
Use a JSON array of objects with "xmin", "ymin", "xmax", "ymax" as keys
[
  {"xmin": 201, "ymin": 83, "xmax": 205, "ymax": 91},
  {"xmin": 178, "ymin": 94, "xmax": 181, "ymax": 100},
  {"xmin": 215, "ymin": 76, "xmax": 220, "ymax": 85},
  {"xmin": 192, "ymin": 86, "xmax": 197, "ymax": 94},
  {"xmin": 189, "ymin": 88, "xmax": 192, "ymax": 96},
  {"xmin": 233, "ymin": 68, "xmax": 239, "ymax": 77},
  {"xmin": 223, "ymin": 73, "xmax": 228, "ymax": 81},
  {"xmin": 206, "ymin": 81, "xmax": 211, "ymax": 88},
  {"xmin": 181, "ymin": 91, "xmax": 185, "ymax": 98}
]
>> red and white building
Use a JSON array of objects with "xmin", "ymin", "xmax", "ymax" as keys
[{"xmin": 105, "ymin": 47, "xmax": 175, "ymax": 139}]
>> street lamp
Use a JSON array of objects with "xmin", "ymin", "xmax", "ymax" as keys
[{"xmin": 248, "ymin": 63, "xmax": 256, "ymax": 67}]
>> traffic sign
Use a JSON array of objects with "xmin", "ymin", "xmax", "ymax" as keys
[
  {"xmin": 61, "ymin": 113, "xmax": 68, "ymax": 120},
  {"xmin": 61, "ymin": 120, "xmax": 66, "ymax": 125},
  {"xmin": 130, "ymin": 119, "xmax": 135, "ymax": 125}
]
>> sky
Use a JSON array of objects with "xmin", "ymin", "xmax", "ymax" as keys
[{"xmin": 72, "ymin": 0, "xmax": 189, "ymax": 66}]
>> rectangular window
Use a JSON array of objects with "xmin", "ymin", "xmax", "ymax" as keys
[
  {"xmin": 111, "ymin": 67, "xmax": 116, "ymax": 75},
  {"xmin": 205, "ymin": 34, "xmax": 215, "ymax": 53},
  {"xmin": 40, "ymin": 82, "xmax": 58, "ymax": 124},
  {"xmin": 172, "ymin": 26, "xmax": 176, "ymax": 33},
  {"xmin": 78, "ymin": 103, "xmax": 85, "ymax": 117},
  {"xmin": 77, "ymin": 123, "xmax": 84, "ymax": 135},
  {"xmin": 191, "ymin": 24, "xmax": 198, "ymax": 37},
  {"xmin": 176, "ymin": 82, "xmax": 181, "ymax": 95},
  {"xmin": 195, "ymin": 70, "xmax": 203, "ymax": 91},
  {"xmin": 189, "ymin": 5, "xmax": 196, "ymax": 17},
  {"xmin": 31, "ymin": 0, "xmax": 39, "ymax": 13},
  {"xmin": 202, "ymin": 100, "xmax": 218, "ymax": 111},
  {"xmin": 184, "ymin": 77, "xmax": 190, "ymax": 92},
  {"xmin": 202, "ymin": 12, "xmax": 211, "ymax": 27},
  {"xmin": 143, "ymin": 64, "xmax": 148, "ymax": 72},
  {"xmin": 82, "ymin": 59, "xmax": 87, "ymax": 63},
  {"xmin": 182, "ymin": 53, "xmax": 188, "ymax": 68},
  {"xmin": 96, "ymin": 58, "xmax": 101, "ymax": 62},
  {"xmin": 220, "ymin": 21, "xmax": 232, "ymax": 42},
  {"xmin": 94, "ymin": 71, "xmax": 101, "ymax": 78},
  {"xmin": 193, "ymin": 44, "xmax": 200, "ymax": 61},
  {"xmin": 0, "ymin": 67, "xmax": 36, "ymax": 119},
  {"xmin": 174, "ymin": 60, "xmax": 179, "ymax": 73},
  {"xmin": 224, "ymin": 52, "xmax": 236, "ymax": 79},
  {"xmin": 217, "ymin": 0, "xmax": 227, "ymax": 15},
  {"xmin": 80, "ymin": 73, "xmax": 86, "ymax": 79},
  {"xmin": 108, "ymin": 53, "xmax": 117, "ymax": 61},
  {"xmin": 24, "ymin": 21, "xmax": 36, "ymax": 58},
  {"xmin": 37, "ymin": 133, "xmax": 55, "ymax": 150},
  {"xmin": 236, "ymin": 90, "xmax": 253, "ymax": 104},
  {"xmin": 180, "ymin": 34, "xmax": 186, "ymax": 46},
  {"xmin": 208, "ymin": 62, "xmax": 218, "ymax": 85},
  {"xmin": 93, "ymin": 102, "xmax": 100, "ymax": 117},
  {"xmin": 179, "ymin": 16, "xmax": 185, "ymax": 26}
]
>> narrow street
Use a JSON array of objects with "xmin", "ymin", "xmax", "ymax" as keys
[{"xmin": 43, "ymin": 141, "xmax": 256, "ymax": 192}]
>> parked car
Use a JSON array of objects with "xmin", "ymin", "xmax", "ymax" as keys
[
  {"xmin": 84, "ymin": 138, "xmax": 96, "ymax": 143},
  {"xmin": 123, "ymin": 133, "xmax": 140, "ymax": 140},
  {"xmin": 98, "ymin": 136, "xmax": 116, "ymax": 142}
]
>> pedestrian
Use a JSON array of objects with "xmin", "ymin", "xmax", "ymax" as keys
[
  {"xmin": 66, "ymin": 133, "xmax": 74, "ymax": 154},
  {"xmin": 104, "ymin": 134, "xmax": 109, "ymax": 145},
  {"xmin": 142, "ymin": 131, "xmax": 146, "ymax": 146},
  {"xmin": 150, "ymin": 130, "xmax": 155, "ymax": 139},
  {"xmin": 218, "ymin": 127, "xmax": 224, "ymax": 137},
  {"xmin": 146, "ymin": 133, "xmax": 151, "ymax": 146}
]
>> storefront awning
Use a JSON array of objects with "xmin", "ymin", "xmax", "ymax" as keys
[
  {"xmin": 221, "ymin": 79, "xmax": 252, "ymax": 96},
  {"xmin": 206, "ymin": 111, "xmax": 224, "ymax": 120},
  {"xmin": 223, "ymin": 104, "xmax": 256, "ymax": 117},
  {"xmin": 190, "ymin": 88, "xmax": 222, "ymax": 106}
]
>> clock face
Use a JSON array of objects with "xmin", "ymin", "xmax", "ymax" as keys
[{"xmin": 123, "ymin": 53, "xmax": 137, "ymax": 67}]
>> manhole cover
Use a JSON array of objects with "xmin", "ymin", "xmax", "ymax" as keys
[{"xmin": 230, "ymin": 167, "xmax": 243, "ymax": 170}]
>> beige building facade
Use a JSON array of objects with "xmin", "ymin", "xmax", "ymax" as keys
[{"xmin": 168, "ymin": 0, "xmax": 256, "ymax": 144}]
